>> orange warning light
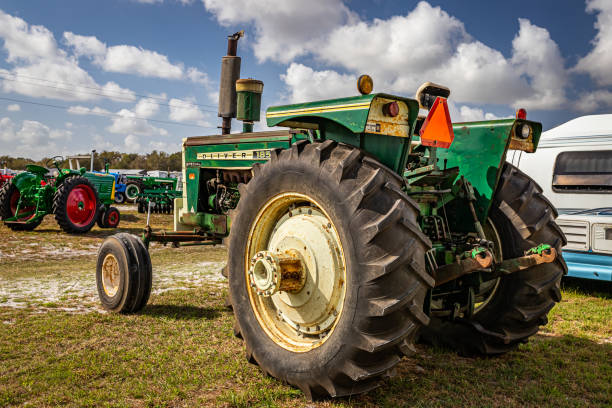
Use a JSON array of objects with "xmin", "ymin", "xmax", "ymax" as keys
[{"xmin": 419, "ymin": 97, "xmax": 454, "ymax": 149}]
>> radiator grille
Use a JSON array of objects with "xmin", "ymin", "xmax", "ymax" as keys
[{"xmin": 557, "ymin": 219, "xmax": 589, "ymax": 251}]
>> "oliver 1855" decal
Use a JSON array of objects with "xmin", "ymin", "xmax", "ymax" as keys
[{"xmin": 196, "ymin": 149, "xmax": 272, "ymax": 161}]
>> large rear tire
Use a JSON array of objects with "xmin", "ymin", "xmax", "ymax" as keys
[
  {"xmin": 96, "ymin": 233, "xmax": 152, "ymax": 313},
  {"xmin": 228, "ymin": 141, "xmax": 433, "ymax": 399},
  {"xmin": 53, "ymin": 176, "xmax": 99, "ymax": 233},
  {"xmin": 0, "ymin": 181, "xmax": 43, "ymax": 231},
  {"xmin": 421, "ymin": 163, "xmax": 567, "ymax": 355}
]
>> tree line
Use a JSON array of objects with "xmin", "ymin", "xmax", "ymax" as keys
[{"xmin": 0, "ymin": 150, "xmax": 182, "ymax": 172}]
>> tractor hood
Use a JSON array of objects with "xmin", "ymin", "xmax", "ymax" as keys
[{"xmin": 266, "ymin": 93, "xmax": 420, "ymax": 138}]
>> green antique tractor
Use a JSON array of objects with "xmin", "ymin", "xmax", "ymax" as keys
[
  {"xmin": 124, "ymin": 174, "xmax": 179, "ymax": 203},
  {"xmin": 0, "ymin": 157, "xmax": 120, "ymax": 232},
  {"xmin": 122, "ymin": 172, "xmax": 181, "ymax": 214},
  {"xmin": 95, "ymin": 33, "xmax": 565, "ymax": 398}
]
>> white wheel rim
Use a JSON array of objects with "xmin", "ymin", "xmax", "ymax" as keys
[{"xmin": 245, "ymin": 193, "xmax": 347, "ymax": 352}]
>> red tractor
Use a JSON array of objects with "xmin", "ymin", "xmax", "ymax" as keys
[{"xmin": 0, "ymin": 168, "xmax": 14, "ymax": 188}]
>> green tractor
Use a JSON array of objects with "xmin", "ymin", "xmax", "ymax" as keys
[
  {"xmin": 124, "ymin": 173, "xmax": 179, "ymax": 204},
  {"xmin": 95, "ymin": 33, "xmax": 565, "ymax": 398},
  {"xmin": 0, "ymin": 157, "xmax": 120, "ymax": 232}
]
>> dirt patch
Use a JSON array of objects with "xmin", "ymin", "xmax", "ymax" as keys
[{"xmin": 0, "ymin": 261, "xmax": 226, "ymax": 312}]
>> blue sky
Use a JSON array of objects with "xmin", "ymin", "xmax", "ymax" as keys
[{"xmin": 0, "ymin": 0, "xmax": 610, "ymax": 159}]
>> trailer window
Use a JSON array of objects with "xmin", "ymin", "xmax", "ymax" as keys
[{"xmin": 553, "ymin": 150, "xmax": 612, "ymax": 193}]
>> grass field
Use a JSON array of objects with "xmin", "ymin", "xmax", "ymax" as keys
[{"xmin": 1, "ymin": 208, "xmax": 611, "ymax": 407}]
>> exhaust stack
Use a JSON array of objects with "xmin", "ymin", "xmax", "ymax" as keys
[{"xmin": 218, "ymin": 31, "xmax": 244, "ymax": 135}]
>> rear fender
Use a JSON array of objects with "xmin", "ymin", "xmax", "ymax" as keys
[
  {"xmin": 12, "ymin": 172, "xmax": 40, "ymax": 192},
  {"xmin": 436, "ymin": 119, "xmax": 542, "ymax": 223}
]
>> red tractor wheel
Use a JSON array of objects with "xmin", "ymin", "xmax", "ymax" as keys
[
  {"xmin": 0, "ymin": 182, "xmax": 42, "ymax": 231},
  {"xmin": 53, "ymin": 176, "xmax": 99, "ymax": 233},
  {"xmin": 99, "ymin": 206, "xmax": 120, "ymax": 228}
]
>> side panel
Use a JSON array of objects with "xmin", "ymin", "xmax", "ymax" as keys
[
  {"xmin": 563, "ymin": 251, "xmax": 612, "ymax": 281},
  {"xmin": 84, "ymin": 173, "xmax": 116, "ymax": 203}
]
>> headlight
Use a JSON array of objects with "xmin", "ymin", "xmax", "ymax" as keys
[{"xmin": 517, "ymin": 123, "xmax": 531, "ymax": 139}]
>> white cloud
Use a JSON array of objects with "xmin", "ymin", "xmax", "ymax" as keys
[
  {"xmin": 124, "ymin": 134, "xmax": 141, "ymax": 152},
  {"xmin": 510, "ymin": 18, "xmax": 567, "ymax": 109},
  {"xmin": 107, "ymin": 108, "xmax": 169, "ymax": 137},
  {"xmin": 103, "ymin": 45, "xmax": 184, "ymax": 79},
  {"xmin": 6, "ymin": 104, "xmax": 20, "ymax": 112},
  {"xmin": 18, "ymin": 119, "xmax": 72, "ymax": 144},
  {"xmin": 576, "ymin": 90, "xmax": 612, "ymax": 112},
  {"xmin": 0, "ymin": 11, "xmax": 57, "ymax": 63},
  {"xmin": 0, "ymin": 117, "xmax": 15, "ymax": 142},
  {"xmin": 149, "ymin": 140, "xmax": 177, "ymax": 152},
  {"xmin": 281, "ymin": 63, "xmax": 356, "ymax": 102},
  {"xmin": 207, "ymin": 1, "xmax": 567, "ymax": 110},
  {"xmin": 454, "ymin": 104, "xmax": 505, "ymax": 122},
  {"xmin": 64, "ymin": 32, "xmax": 209, "ymax": 84},
  {"xmin": 68, "ymin": 103, "xmax": 168, "ymax": 137},
  {"xmin": 0, "ymin": 10, "xmax": 135, "ymax": 102},
  {"xmin": 185, "ymin": 67, "xmax": 209, "ymax": 86},
  {"xmin": 92, "ymin": 134, "xmax": 115, "ymax": 151},
  {"xmin": 134, "ymin": 96, "xmax": 164, "ymax": 119},
  {"xmin": 133, "ymin": 0, "xmax": 194, "ymax": 4},
  {"xmin": 99, "ymin": 81, "xmax": 136, "ymax": 102},
  {"xmin": 316, "ymin": 2, "xmax": 469, "ymax": 87},
  {"xmin": 68, "ymin": 105, "xmax": 112, "ymax": 116},
  {"xmin": 168, "ymin": 98, "xmax": 208, "ymax": 123},
  {"xmin": 64, "ymin": 31, "xmax": 183, "ymax": 79},
  {"xmin": 201, "ymin": 0, "xmax": 357, "ymax": 63},
  {"xmin": 62, "ymin": 31, "xmax": 106, "ymax": 60},
  {"xmin": 0, "ymin": 117, "xmax": 72, "ymax": 158},
  {"xmin": 574, "ymin": 0, "xmax": 612, "ymax": 86}
]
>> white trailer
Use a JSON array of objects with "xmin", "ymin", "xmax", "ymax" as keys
[{"xmin": 508, "ymin": 114, "xmax": 612, "ymax": 282}]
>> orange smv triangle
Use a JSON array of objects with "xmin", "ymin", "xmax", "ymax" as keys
[{"xmin": 419, "ymin": 97, "xmax": 454, "ymax": 149}]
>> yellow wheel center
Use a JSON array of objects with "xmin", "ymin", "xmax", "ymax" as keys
[{"xmin": 101, "ymin": 253, "xmax": 120, "ymax": 297}]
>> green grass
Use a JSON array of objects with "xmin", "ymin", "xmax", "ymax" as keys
[
  {"xmin": 0, "ymin": 208, "xmax": 611, "ymax": 407},
  {"xmin": 1, "ymin": 283, "xmax": 610, "ymax": 407}
]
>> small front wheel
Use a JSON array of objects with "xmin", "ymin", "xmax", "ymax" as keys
[
  {"xmin": 97, "ymin": 206, "xmax": 120, "ymax": 228},
  {"xmin": 114, "ymin": 192, "xmax": 125, "ymax": 204},
  {"xmin": 96, "ymin": 233, "xmax": 152, "ymax": 313}
]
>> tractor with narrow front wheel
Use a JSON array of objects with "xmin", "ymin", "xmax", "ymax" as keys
[{"xmin": 95, "ymin": 31, "xmax": 565, "ymax": 399}]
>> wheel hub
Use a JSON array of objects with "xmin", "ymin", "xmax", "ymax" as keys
[
  {"xmin": 101, "ymin": 253, "xmax": 120, "ymax": 297},
  {"xmin": 248, "ymin": 250, "xmax": 305, "ymax": 296}
]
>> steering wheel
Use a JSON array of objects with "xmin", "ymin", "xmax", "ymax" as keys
[
  {"xmin": 45, "ymin": 156, "xmax": 64, "ymax": 174},
  {"xmin": 45, "ymin": 155, "xmax": 63, "ymax": 167}
]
